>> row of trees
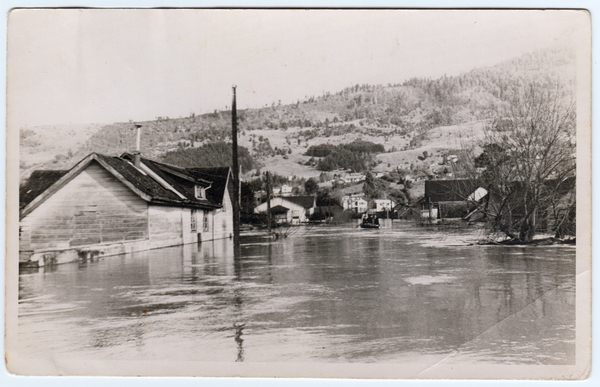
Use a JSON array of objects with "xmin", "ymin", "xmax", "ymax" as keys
[
  {"xmin": 161, "ymin": 142, "xmax": 254, "ymax": 172},
  {"xmin": 304, "ymin": 141, "xmax": 385, "ymax": 172}
]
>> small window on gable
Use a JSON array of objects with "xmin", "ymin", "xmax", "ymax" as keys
[{"xmin": 195, "ymin": 185, "xmax": 206, "ymax": 200}]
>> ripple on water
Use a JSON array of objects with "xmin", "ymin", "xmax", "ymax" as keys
[{"xmin": 403, "ymin": 275, "xmax": 457, "ymax": 285}]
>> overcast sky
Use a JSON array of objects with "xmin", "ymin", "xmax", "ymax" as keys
[{"xmin": 7, "ymin": 9, "xmax": 585, "ymax": 128}]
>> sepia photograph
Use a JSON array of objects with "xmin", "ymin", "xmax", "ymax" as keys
[{"xmin": 4, "ymin": 8, "xmax": 592, "ymax": 380}]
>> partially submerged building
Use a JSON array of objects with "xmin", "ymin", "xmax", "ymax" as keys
[
  {"xmin": 420, "ymin": 179, "xmax": 483, "ymax": 219},
  {"xmin": 19, "ymin": 152, "xmax": 233, "ymax": 266},
  {"xmin": 254, "ymin": 195, "xmax": 316, "ymax": 224}
]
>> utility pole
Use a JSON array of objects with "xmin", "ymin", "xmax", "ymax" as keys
[
  {"xmin": 231, "ymin": 86, "xmax": 240, "ymax": 247},
  {"xmin": 266, "ymin": 171, "xmax": 272, "ymax": 235}
]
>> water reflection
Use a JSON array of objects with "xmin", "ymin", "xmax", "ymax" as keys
[{"xmin": 17, "ymin": 224, "xmax": 575, "ymax": 365}]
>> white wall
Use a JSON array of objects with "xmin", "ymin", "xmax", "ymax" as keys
[
  {"xmin": 148, "ymin": 205, "xmax": 184, "ymax": 248},
  {"xmin": 254, "ymin": 197, "xmax": 309, "ymax": 223}
]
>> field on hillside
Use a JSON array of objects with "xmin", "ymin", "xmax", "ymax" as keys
[
  {"xmin": 374, "ymin": 121, "xmax": 486, "ymax": 173},
  {"xmin": 17, "ymin": 118, "xmax": 487, "ymax": 183},
  {"xmin": 19, "ymin": 123, "xmax": 107, "ymax": 179}
]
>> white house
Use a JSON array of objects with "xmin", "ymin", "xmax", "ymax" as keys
[
  {"xmin": 343, "ymin": 173, "xmax": 366, "ymax": 184},
  {"xmin": 342, "ymin": 194, "xmax": 369, "ymax": 213},
  {"xmin": 373, "ymin": 199, "xmax": 396, "ymax": 212},
  {"xmin": 254, "ymin": 195, "xmax": 316, "ymax": 224},
  {"xmin": 274, "ymin": 184, "xmax": 293, "ymax": 196}
]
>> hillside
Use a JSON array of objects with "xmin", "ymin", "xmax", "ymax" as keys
[
  {"xmin": 19, "ymin": 123, "xmax": 106, "ymax": 175},
  {"xmin": 19, "ymin": 45, "xmax": 575, "ymax": 183}
]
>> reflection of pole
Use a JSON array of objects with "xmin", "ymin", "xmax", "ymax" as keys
[
  {"xmin": 234, "ymin": 322, "xmax": 245, "ymax": 362},
  {"xmin": 266, "ymin": 171, "xmax": 271, "ymax": 234},
  {"xmin": 233, "ymin": 284, "xmax": 245, "ymax": 362},
  {"xmin": 231, "ymin": 86, "xmax": 240, "ymax": 247}
]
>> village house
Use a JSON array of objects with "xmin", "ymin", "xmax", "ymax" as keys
[
  {"xmin": 343, "ymin": 173, "xmax": 366, "ymax": 184},
  {"xmin": 19, "ymin": 152, "xmax": 233, "ymax": 267},
  {"xmin": 254, "ymin": 195, "xmax": 316, "ymax": 224},
  {"xmin": 274, "ymin": 184, "xmax": 293, "ymax": 196},
  {"xmin": 313, "ymin": 203, "xmax": 345, "ymax": 221},
  {"xmin": 341, "ymin": 193, "xmax": 369, "ymax": 213},
  {"xmin": 420, "ymin": 179, "xmax": 482, "ymax": 220},
  {"xmin": 372, "ymin": 198, "xmax": 396, "ymax": 213}
]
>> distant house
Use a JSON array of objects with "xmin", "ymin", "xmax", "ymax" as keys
[
  {"xmin": 313, "ymin": 204, "xmax": 344, "ymax": 220},
  {"xmin": 395, "ymin": 204, "xmax": 422, "ymax": 220},
  {"xmin": 19, "ymin": 152, "xmax": 233, "ymax": 267},
  {"xmin": 341, "ymin": 194, "xmax": 369, "ymax": 213},
  {"xmin": 421, "ymin": 179, "xmax": 482, "ymax": 219},
  {"xmin": 254, "ymin": 195, "xmax": 316, "ymax": 224},
  {"xmin": 372, "ymin": 199, "xmax": 396, "ymax": 213},
  {"xmin": 342, "ymin": 173, "xmax": 365, "ymax": 184},
  {"xmin": 274, "ymin": 184, "xmax": 293, "ymax": 196}
]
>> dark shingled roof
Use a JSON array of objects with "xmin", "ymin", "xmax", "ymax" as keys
[
  {"xmin": 424, "ymin": 180, "xmax": 478, "ymax": 203},
  {"xmin": 284, "ymin": 195, "xmax": 316, "ymax": 209},
  {"xmin": 20, "ymin": 170, "xmax": 68, "ymax": 209},
  {"xmin": 110, "ymin": 153, "xmax": 229, "ymax": 208},
  {"xmin": 98, "ymin": 154, "xmax": 186, "ymax": 204},
  {"xmin": 269, "ymin": 205, "xmax": 289, "ymax": 214}
]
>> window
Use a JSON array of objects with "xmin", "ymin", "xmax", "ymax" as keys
[
  {"xmin": 203, "ymin": 212, "xmax": 209, "ymax": 232},
  {"xmin": 191, "ymin": 209, "xmax": 197, "ymax": 232},
  {"xmin": 195, "ymin": 185, "xmax": 205, "ymax": 199}
]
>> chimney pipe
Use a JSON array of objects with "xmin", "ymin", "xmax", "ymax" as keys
[
  {"xmin": 133, "ymin": 124, "xmax": 142, "ymax": 168},
  {"xmin": 133, "ymin": 152, "xmax": 141, "ymax": 168},
  {"xmin": 135, "ymin": 124, "xmax": 142, "ymax": 152}
]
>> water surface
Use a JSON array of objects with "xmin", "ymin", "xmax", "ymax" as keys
[{"xmin": 17, "ymin": 223, "xmax": 575, "ymax": 368}]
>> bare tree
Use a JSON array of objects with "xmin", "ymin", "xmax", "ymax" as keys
[{"xmin": 467, "ymin": 81, "xmax": 576, "ymax": 243}]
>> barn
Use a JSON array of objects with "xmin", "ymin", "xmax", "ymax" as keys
[
  {"xmin": 19, "ymin": 152, "xmax": 233, "ymax": 267},
  {"xmin": 420, "ymin": 179, "xmax": 482, "ymax": 220}
]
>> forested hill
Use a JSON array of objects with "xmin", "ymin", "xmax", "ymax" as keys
[{"xmin": 19, "ymin": 44, "xmax": 575, "ymax": 177}]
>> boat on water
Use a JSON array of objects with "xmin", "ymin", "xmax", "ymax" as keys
[{"xmin": 360, "ymin": 214, "xmax": 380, "ymax": 229}]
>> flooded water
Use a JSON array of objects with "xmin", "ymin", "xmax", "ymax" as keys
[{"xmin": 16, "ymin": 223, "xmax": 575, "ymax": 371}]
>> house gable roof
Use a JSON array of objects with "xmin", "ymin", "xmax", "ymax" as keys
[
  {"xmin": 424, "ymin": 180, "xmax": 478, "ymax": 203},
  {"xmin": 269, "ymin": 204, "xmax": 289, "ymax": 214},
  {"xmin": 20, "ymin": 153, "xmax": 230, "ymax": 219}
]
